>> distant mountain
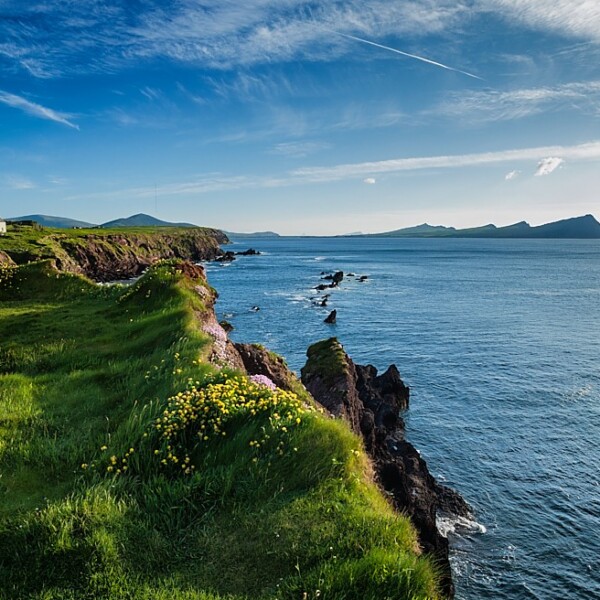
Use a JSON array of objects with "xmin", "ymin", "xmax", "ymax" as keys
[
  {"xmin": 368, "ymin": 215, "xmax": 600, "ymax": 239},
  {"xmin": 8, "ymin": 214, "xmax": 97, "ymax": 228},
  {"xmin": 224, "ymin": 231, "xmax": 281, "ymax": 238},
  {"xmin": 101, "ymin": 213, "xmax": 197, "ymax": 228},
  {"xmin": 373, "ymin": 223, "xmax": 457, "ymax": 237}
]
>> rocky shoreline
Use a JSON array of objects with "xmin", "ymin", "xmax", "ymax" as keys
[
  {"xmin": 198, "ymin": 287, "xmax": 470, "ymax": 597},
  {"xmin": 1, "ymin": 224, "xmax": 470, "ymax": 597}
]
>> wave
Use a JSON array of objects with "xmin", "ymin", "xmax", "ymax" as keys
[{"xmin": 437, "ymin": 514, "xmax": 487, "ymax": 538}]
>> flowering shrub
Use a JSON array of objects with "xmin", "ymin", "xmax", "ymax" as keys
[
  {"xmin": 0, "ymin": 264, "xmax": 16, "ymax": 286},
  {"xmin": 99, "ymin": 374, "xmax": 311, "ymax": 476},
  {"xmin": 203, "ymin": 322, "xmax": 229, "ymax": 363},
  {"xmin": 249, "ymin": 374, "xmax": 277, "ymax": 390}
]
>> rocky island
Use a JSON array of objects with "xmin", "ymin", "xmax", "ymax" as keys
[{"xmin": 0, "ymin": 223, "xmax": 467, "ymax": 599}]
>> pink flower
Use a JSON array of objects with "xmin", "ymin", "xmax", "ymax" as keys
[{"xmin": 250, "ymin": 374, "xmax": 277, "ymax": 390}]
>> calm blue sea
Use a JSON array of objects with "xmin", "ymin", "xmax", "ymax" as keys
[{"xmin": 205, "ymin": 237, "xmax": 600, "ymax": 600}]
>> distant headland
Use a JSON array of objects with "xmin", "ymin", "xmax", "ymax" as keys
[
  {"xmin": 6, "ymin": 213, "xmax": 600, "ymax": 239},
  {"xmin": 351, "ymin": 214, "xmax": 600, "ymax": 239}
]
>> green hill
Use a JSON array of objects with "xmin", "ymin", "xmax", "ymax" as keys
[
  {"xmin": 0, "ymin": 259, "xmax": 441, "ymax": 600},
  {"xmin": 102, "ymin": 213, "xmax": 197, "ymax": 228},
  {"xmin": 8, "ymin": 214, "xmax": 97, "ymax": 228}
]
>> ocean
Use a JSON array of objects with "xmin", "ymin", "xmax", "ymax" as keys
[{"xmin": 205, "ymin": 236, "xmax": 600, "ymax": 600}]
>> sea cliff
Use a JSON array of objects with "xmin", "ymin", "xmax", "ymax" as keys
[
  {"xmin": 0, "ymin": 228, "xmax": 466, "ymax": 598},
  {"xmin": 0, "ymin": 223, "xmax": 227, "ymax": 280}
]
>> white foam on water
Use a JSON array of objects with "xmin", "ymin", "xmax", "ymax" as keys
[{"xmin": 437, "ymin": 514, "xmax": 487, "ymax": 538}]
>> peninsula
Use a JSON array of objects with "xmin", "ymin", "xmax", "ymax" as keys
[{"xmin": 0, "ymin": 222, "xmax": 466, "ymax": 599}]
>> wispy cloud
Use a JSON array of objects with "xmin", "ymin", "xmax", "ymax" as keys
[
  {"xmin": 484, "ymin": 0, "xmax": 600, "ymax": 42},
  {"xmin": 433, "ymin": 80, "xmax": 600, "ymax": 122},
  {"xmin": 505, "ymin": 170, "xmax": 520, "ymax": 180},
  {"xmin": 66, "ymin": 140, "xmax": 600, "ymax": 202},
  {"xmin": 1, "ymin": 1, "xmax": 599, "ymax": 80},
  {"xmin": 292, "ymin": 141, "xmax": 600, "ymax": 181},
  {"xmin": 270, "ymin": 141, "xmax": 331, "ymax": 158},
  {"xmin": 535, "ymin": 157, "xmax": 564, "ymax": 176},
  {"xmin": 0, "ymin": 1, "xmax": 466, "ymax": 77},
  {"xmin": 0, "ymin": 90, "xmax": 79, "ymax": 129},
  {"xmin": 4, "ymin": 174, "xmax": 36, "ymax": 190}
]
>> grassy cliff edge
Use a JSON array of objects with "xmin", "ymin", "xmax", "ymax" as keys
[
  {"xmin": 0, "ymin": 260, "xmax": 441, "ymax": 599},
  {"xmin": 0, "ymin": 223, "xmax": 227, "ymax": 280}
]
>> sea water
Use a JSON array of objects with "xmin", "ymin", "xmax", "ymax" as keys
[{"xmin": 205, "ymin": 237, "xmax": 600, "ymax": 600}]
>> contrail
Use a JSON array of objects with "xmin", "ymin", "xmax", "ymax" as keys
[{"xmin": 334, "ymin": 31, "xmax": 484, "ymax": 81}]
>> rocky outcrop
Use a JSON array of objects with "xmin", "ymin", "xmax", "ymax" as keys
[
  {"xmin": 301, "ymin": 337, "xmax": 469, "ymax": 598},
  {"xmin": 322, "ymin": 271, "xmax": 344, "ymax": 284},
  {"xmin": 233, "ymin": 343, "xmax": 298, "ymax": 392},
  {"xmin": 235, "ymin": 248, "xmax": 261, "ymax": 256},
  {"xmin": 215, "ymin": 251, "xmax": 236, "ymax": 263},
  {"xmin": 63, "ymin": 230, "xmax": 227, "ymax": 281},
  {"xmin": 324, "ymin": 310, "xmax": 337, "ymax": 324},
  {"xmin": 0, "ymin": 251, "xmax": 15, "ymax": 266}
]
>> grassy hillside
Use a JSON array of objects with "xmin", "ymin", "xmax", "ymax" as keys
[
  {"xmin": 0, "ymin": 260, "xmax": 440, "ymax": 599},
  {"xmin": 0, "ymin": 223, "xmax": 226, "ymax": 262},
  {"xmin": 0, "ymin": 223, "xmax": 227, "ymax": 280}
]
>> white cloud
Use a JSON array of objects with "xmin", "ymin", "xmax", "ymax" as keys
[
  {"xmin": 434, "ymin": 81, "xmax": 600, "ymax": 122},
  {"xmin": 535, "ymin": 157, "xmax": 564, "ymax": 176},
  {"xmin": 270, "ymin": 141, "xmax": 331, "ymax": 158},
  {"xmin": 2, "ymin": 1, "xmax": 600, "ymax": 80},
  {"xmin": 4, "ymin": 175, "xmax": 36, "ymax": 189},
  {"xmin": 66, "ymin": 140, "xmax": 600, "ymax": 202},
  {"xmin": 292, "ymin": 141, "xmax": 600, "ymax": 181},
  {"xmin": 0, "ymin": 90, "xmax": 79, "ymax": 129},
  {"xmin": 0, "ymin": 1, "xmax": 466, "ymax": 76},
  {"xmin": 484, "ymin": 0, "xmax": 600, "ymax": 42},
  {"xmin": 505, "ymin": 170, "xmax": 520, "ymax": 180}
]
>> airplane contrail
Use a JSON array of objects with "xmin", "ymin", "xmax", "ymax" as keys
[{"xmin": 334, "ymin": 31, "xmax": 484, "ymax": 81}]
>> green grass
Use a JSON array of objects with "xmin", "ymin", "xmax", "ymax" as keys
[
  {"xmin": 0, "ymin": 261, "xmax": 441, "ymax": 599},
  {"xmin": 301, "ymin": 338, "xmax": 349, "ymax": 385},
  {"xmin": 0, "ymin": 223, "xmax": 223, "ymax": 269}
]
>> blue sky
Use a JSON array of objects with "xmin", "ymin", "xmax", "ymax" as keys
[{"xmin": 1, "ymin": 0, "xmax": 599, "ymax": 234}]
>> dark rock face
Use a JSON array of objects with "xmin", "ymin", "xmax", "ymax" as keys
[
  {"xmin": 234, "ymin": 343, "xmax": 297, "ymax": 391},
  {"xmin": 324, "ymin": 310, "xmax": 337, "ymax": 324},
  {"xmin": 322, "ymin": 270, "xmax": 344, "ymax": 284},
  {"xmin": 235, "ymin": 248, "xmax": 260, "ymax": 256},
  {"xmin": 58, "ymin": 231, "xmax": 225, "ymax": 281},
  {"xmin": 215, "ymin": 251, "xmax": 236, "ymax": 262},
  {"xmin": 219, "ymin": 320, "xmax": 233, "ymax": 333},
  {"xmin": 301, "ymin": 338, "xmax": 469, "ymax": 598}
]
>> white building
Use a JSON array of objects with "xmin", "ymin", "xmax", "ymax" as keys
[{"xmin": 0, "ymin": 218, "xmax": 6, "ymax": 235}]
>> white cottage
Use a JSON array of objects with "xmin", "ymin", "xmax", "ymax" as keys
[{"xmin": 0, "ymin": 218, "xmax": 6, "ymax": 235}]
